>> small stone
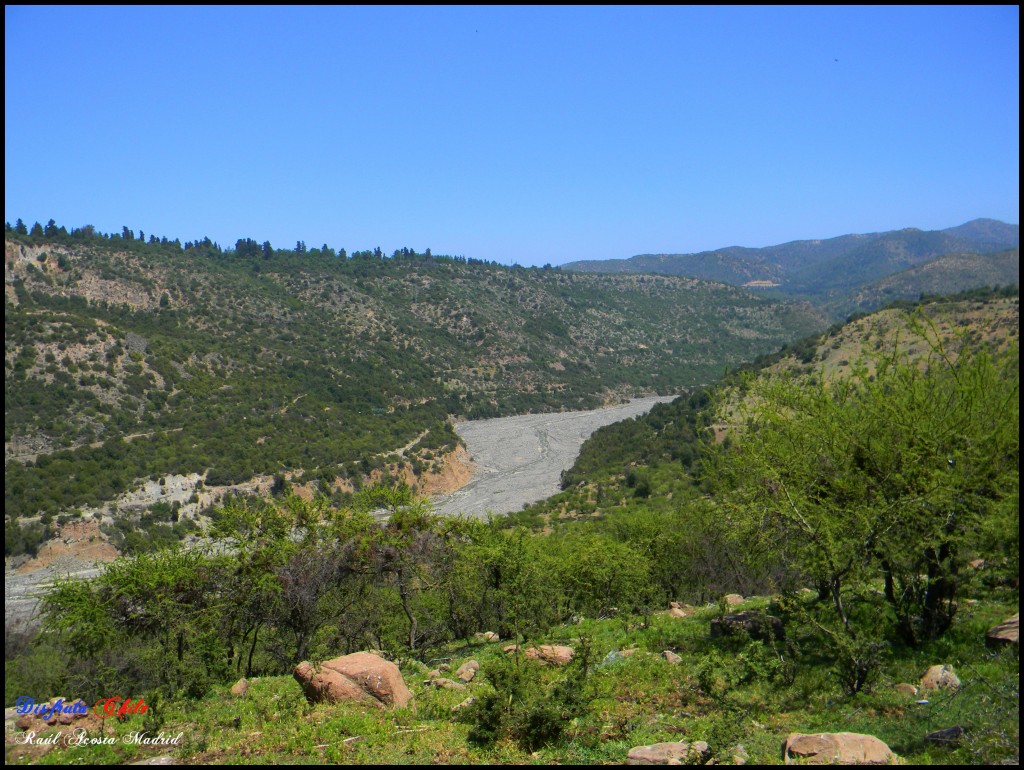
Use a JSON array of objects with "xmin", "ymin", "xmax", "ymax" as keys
[
  {"xmin": 230, "ymin": 678, "xmax": 249, "ymax": 697},
  {"xmin": 662, "ymin": 650, "xmax": 682, "ymax": 664},
  {"xmin": 428, "ymin": 677, "xmax": 466, "ymax": 690},
  {"xmin": 732, "ymin": 743, "xmax": 749, "ymax": 765},
  {"xmin": 724, "ymin": 593, "xmax": 744, "ymax": 606}
]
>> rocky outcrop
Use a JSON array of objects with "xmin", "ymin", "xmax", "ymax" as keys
[
  {"xmin": 783, "ymin": 732, "xmax": 897, "ymax": 764},
  {"xmin": 294, "ymin": 652, "xmax": 412, "ymax": 708}
]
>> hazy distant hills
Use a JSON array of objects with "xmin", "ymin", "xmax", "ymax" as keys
[{"xmin": 561, "ymin": 218, "xmax": 1019, "ymax": 318}]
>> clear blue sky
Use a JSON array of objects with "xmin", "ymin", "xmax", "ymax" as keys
[{"xmin": 5, "ymin": 6, "xmax": 1019, "ymax": 266}]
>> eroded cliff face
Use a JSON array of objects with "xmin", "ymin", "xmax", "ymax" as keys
[{"xmin": 6, "ymin": 241, "xmax": 164, "ymax": 311}]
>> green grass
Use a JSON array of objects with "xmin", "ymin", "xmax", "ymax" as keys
[{"xmin": 7, "ymin": 594, "xmax": 1016, "ymax": 765}]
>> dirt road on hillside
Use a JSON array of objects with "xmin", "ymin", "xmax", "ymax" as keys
[{"xmin": 431, "ymin": 395, "xmax": 675, "ymax": 519}]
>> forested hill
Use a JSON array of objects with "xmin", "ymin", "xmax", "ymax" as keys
[
  {"xmin": 560, "ymin": 218, "xmax": 1019, "ymax": 316},
  {"xmin": 4, "ymin": 224, "xmax": 826, "ymax": 521}
]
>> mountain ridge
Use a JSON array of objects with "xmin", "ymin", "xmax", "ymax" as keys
[{"xmin": 560, "ymin": 219, "xmax": 1019, "ymax": 316}]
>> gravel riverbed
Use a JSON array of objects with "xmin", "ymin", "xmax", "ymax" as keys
[{"xmin": 431, "ymin": 395, "xmax": 675, "ymax": 519}]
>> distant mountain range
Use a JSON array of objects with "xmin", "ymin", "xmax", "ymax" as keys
[{"xmin": 560, "ymin": 219, "xmax": 1019, "ymax": 318}]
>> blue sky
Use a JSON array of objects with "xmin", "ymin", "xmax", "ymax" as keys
[{"xmin": 5, "ymin": 6, "xmax": 1019, "ymax": 266}]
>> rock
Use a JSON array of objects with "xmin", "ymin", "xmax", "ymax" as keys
[
  {"xmin": 426, "ymin": 669, "xmax": 441, "ymax": 679},
  {"xmin": 667, "ymin": 601, "xmax": 695, "ymax": 618},
  {"xmin": 894, "ymin": 683, "xmax": 919, "ymax": 698},
  {"xmin": 525, "ymin": 645, "xmax": 575, "ymax": 665},
  {"xmin": 662, "ymin": 650, "xmax": 682, "ymax": 664},
  {"xmin": 503, "ymin": 644, "xmax": 519, "ymax": 654},
  {"xmin": 451, "ymin": 696, "xmax": 476, "ymax": 713},
  {"xmin": 294, "ymin": 651, "xmax": 413, "ymax": 708},
  {"xmin": 230, "ymin": 678, "xmax": 249, "ymax": 697},
  {"xmin": 15, "ymin": 714, "xmax": 35, "ymax": 731},
  {"xmin": 626, "ymin": 741, "xmax": 711, "ymax": 765},
  {"xmin": 474, "ymin": 631, "xmax": 500, "ymax": 643},
  {"xmin": 920, "ymin": 664, "xmax": 960, "ymax": 691},
  {"xmin": 427, "ymin": 678, "xmax": 466, "ymax": 690},
  {"xmin": 968, "ymin": 558, "xmax": 985, "ymax": 569},
  {"xmin": 621, "ymin": 647, "xmax": 639, "ymax": 658},
  {"xmin": 986, "ymin": 613, "xmax": 1019, "ymax": 648},
  {"xmin": 724, "ymin": 593, "xmax": 744, "ymax": 606},
  {"xmin": 710, "ymin": 611, "xmax": 785, "ymax": 641},
  {"xmin": 925, "ymin": 725, "xmax": 965, "ymax": 747},
  {"xmin": 783, "ymin": 732, "xmax": 897, "ymax": 764},
  {"xmin": 455, "ymin": 660, "xmax": 480, "ymax": 683},
  {"xmin": 732, "ymin": 743, "xmax": 749, "ymax": 765}
]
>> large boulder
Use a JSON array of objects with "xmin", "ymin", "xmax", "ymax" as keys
[
  {"xmin": 710, "ymin": 611, "xmax": 785, "ymax": 641},
  {"xmin": 920, "ymin": 664, "xmax": 960, "ymax": 691},
  {"xmin": 294, "ymin": 651, "xmax": 413, "ymax": 708},
  {"xmin": 626, "ymin": 740, "xmax": 711, "ymax": 765},
  {"xmin": 783, "ymin": 732, "xmax": 897, "ymax": 764},
  {"xmin": 986, "ymin": 613, "xmax": 1019, "ymax": 649}
]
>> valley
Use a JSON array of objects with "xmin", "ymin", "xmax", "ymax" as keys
[{"xmin": 433, "ymin": 395, "xmax": 674, "ymax": 518}]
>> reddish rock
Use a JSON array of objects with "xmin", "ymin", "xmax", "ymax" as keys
[
  {"xmin": 894, "ymin": 683, "xmax": 919, "ymax": 698},
  {"xmin": 920, "ymin": 664, "xmax": 960, "ymax": 691},
  {"xmin": 525, "ymin": 645, "xmax": 575, "ymax": 665},
  {"xmin": 667, "ymin": 601, "xmax": 695, "ymax": 618},
  {"xmin": 783, "ymin": 732, "xmax": 897, "ymax": 764},
  {"xmin": 294, "ymin": 651, "xmax": 413, "ymax": 708},
  {"xmin": 230, "ymin": 678, "xmax": 249, "ymax": 697},
  {"xmin": 627, "ymin": 741, "xmax": 710, "ymax": 765},
  {"xmin": 427, "ymin": 677, "xmax": 466, "ymax": 690},
  {"xmin": 455, "ymin": 660, "xmax": 479, "ymax": 683}
]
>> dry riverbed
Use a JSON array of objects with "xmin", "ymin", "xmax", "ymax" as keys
[{"xmin": 432, "ymin": 395, "xmax": 675, "ymax": 518}]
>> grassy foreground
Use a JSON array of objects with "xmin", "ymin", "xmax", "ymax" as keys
[{"xmin": 6, "ymin": 594, "xmax": 1017, "ymax": 766}]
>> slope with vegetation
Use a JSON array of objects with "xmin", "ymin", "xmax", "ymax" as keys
[
  {"xmin": 5, "ymin": 289, "xmax": 1017, "ymax": 765},
  {"xmin": 4, "ymin": 221, "xmax": 826, "ymax": 540},
  {"xmin": 561, "ymin": 219, "xmax": 1019, "ymax": 319}
]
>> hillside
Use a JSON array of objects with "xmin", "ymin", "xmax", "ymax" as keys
[
  {"xmin": 560, "ymin": 219, "xmax": 1019, "ymax": 317},
  {"xmin": 4, "ymin": 226, "xmax": 826, "ymax": 527},
  {"xmin": 4, "ymin": 290, "xmax": 1018, "ymax": 765},
  {"xmin": 523, "ymin": 289, "xmax": 1019, "ymax": 528},
  {"xmin": 829, "ymin": 248, "xmax": 1019, "ymax": 318}
]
